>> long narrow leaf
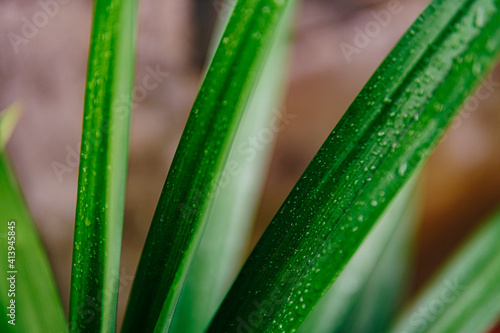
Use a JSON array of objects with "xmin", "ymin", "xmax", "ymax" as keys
[
  {"xmin": 170, "ymin": 5, "xmax": 293, "ymax": 333},
  {"xmin": 69, "ymin": 0, "xmax": 137, "ymax": 331},
  {"xmin": 0, "ymin": 103, "xmax": 21, "ymax": 150},
  {"xmin": 298, "ymin": 177, "xmax": 418, "ymax": 333},
  {"xmin": 390, "ymin": 207, "xmax": 500, "ymax": 333},
  {"xmin": 0, "ymin": 105, "xmax": 67, "ymax": 332},
  {"xmin": 121, "ymin": 1, "xmax": 296, "ymax": 332},
  {"xmin": 208, "ymin": 0, "xmax": 500, "ymax": 331}
]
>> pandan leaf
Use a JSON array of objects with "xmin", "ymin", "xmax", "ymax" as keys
[
  {"xmin": 390, "ymin": 206, "xmax": 500, "ymax": 333},
  {"xmin": 0, "ymin": 104, "xmax": 67, "ymax": 332},
  {"xmin": 170, "ymin": 4, "xmax": 292, "ymax": 332},
  {"xmin": 298, "ymin": 177, "xmax": 418, "ymax": 333},
  {"xmin": 69, "ymin": 0, "xmax": 137, "ymax": 331},
  {"xmin": 208, "ymin": 0, "xmax": 500, "ymax": 331},
  {"xmin": 121, "ymin": 1, "xmax": 297, "ymax": 332}
]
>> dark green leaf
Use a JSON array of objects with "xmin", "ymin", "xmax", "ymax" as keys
[
  {"xmin": 208, "ymin": 0, "xmax": 500, "ymax": 331},
  {"xmin": 298, "ymin": 177, "xmax": 418, "ymax": 333},
  {"xmin": 122, "ymin": 1, "xmax": 297, "ymax": 332}
]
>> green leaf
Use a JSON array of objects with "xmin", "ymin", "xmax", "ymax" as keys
[
  {"xmin": 298, "ymin": 176, "xmax": 418, "ymax": 333},
  {"xmin": 0, "ymin": 106, "xmax": 67, "ymax": 333},
  {"xmin": 208, "ymin": 0, "xmax": 500, "ymax": 331},
  {"xmin": 121, "ymin": 1, "xmax": 296, "ymax": 332},
  {"xmin": 0, "ymin": 103, "xmax": 21, "ymax": 151},
  {"xmin": 169, "ymin": 5, "xmax": 292, "ymax": 333},
  {"xmin": 68, "ymin": 0, "xmax": 137, "ymax": 332},
  {"xmin": 390, "ymin": 207, "xmax": 500, "ymax": 333}
]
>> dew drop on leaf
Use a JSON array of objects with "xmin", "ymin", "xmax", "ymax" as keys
[
  {"xmin": 252, "ymin": 32, "xmax": 262, "ymax": 39},
  {"xmin": 475, "ymin": 7, "xmax": 485, "ymax": 27},
  {"xmin": 472, "ymin": 62, "xmax": 483, "ymax": 76},
  {"xmin": 398, "ymin": 162, "xmax": 408, "ymax": 176}
]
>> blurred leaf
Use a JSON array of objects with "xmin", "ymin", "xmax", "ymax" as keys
[
  {"xmin": 0, "ymin": 103, "xmax": 21, "ymax": 151},
  {"xmin": 298, "ymin": 176, "xmax": 418, "ymax": 333},
  {"xmin": 390, "ymin": 207, "xmax": 500, "ymax": 333},
  {"xmin": 0, "ymin": 105, "xmax": 67, "ymax": 333},
  {"xmin": 121, "ymin": 1, "xmax": 297, "ymax": 332},
  {"xmin": 208, "ymin": 0, "xmax": 500, "ymax": 331},
  {"xmin": 170, "ymin": 4, "xmax": 293, "ymax": 333},
  {"xmin": 69, "ymin": 0, "xmax": 137, "ymax": 332}
]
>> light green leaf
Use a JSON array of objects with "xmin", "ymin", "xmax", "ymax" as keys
[
  {"xmin": 390, "ymin": 206, "xmax": 500, "ymax": 333},
  {"xmin": 0, "ymin": 105, "xmax": 67, "ymax": 333},
  {"xmin": 0, "ymin": 103, "xmax": 21, "ymax": 151}
]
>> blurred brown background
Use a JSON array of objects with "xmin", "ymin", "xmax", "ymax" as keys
[{"xmin": 1, "ymin": 0, "xmax": 500, "ymax": 326}]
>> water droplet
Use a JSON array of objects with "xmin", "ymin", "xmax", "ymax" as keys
[
  {"xmin": 475, "ymin": 7, "xmax": 485, "ymax": 27},
  {"xmin": 370, "ymin": 200, "xmax": 378, "ymax": 206},
  {"xmin": 85, "ymin": 219, "xmax": 91, "ymax": 227},
  {"xmin": 252, "ymin": 32, "xmax": 262, "ymax": 39},
  {"xmin": 486, "ymin": 38, "xmax": 496, "ymax": 51},
  {"xmin": 472, "ymin": 62, "xmax": 482, "ymax": 76},
  {"xmin": 398, "ymin": 162, "xmax": 408, "ymax": 176},
  {"xmin": 434, "ymin": 103, "xmax": 444, "ymax": 112}
]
